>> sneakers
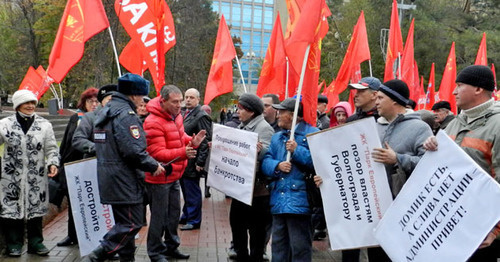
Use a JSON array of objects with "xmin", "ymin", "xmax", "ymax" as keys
[
  {"xmin": 7, "ymin": 248, "xmax": 22, "ymax": 257},
  {"xmin": 28, "ymin": 244, "xmax": 50, "ymax": 256},
  {"xmin": 180, "ymin": 223, "xmax": 200, "ymax": 231}
]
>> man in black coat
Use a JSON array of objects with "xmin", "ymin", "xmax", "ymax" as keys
[
  {"xmin": 83, "ymin": 74, "xmax": 164, "ymax": 262},
  {"xmin": 179, "ymin": 88, "xmax": 212, "ymax": 230}
]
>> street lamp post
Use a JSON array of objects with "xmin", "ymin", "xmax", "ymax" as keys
[{"xmin": 244, "ymin": 51, "xmax": 256, "ymax": 94}]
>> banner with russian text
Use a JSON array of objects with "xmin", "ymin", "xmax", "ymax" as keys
[
  {"xmin": 207, "ymin": 124, "xmax": 258, "ymax": 205},
  {"xmin": 65, "ymin": 158, "xmax": 115, "ymax": 257},
  {"xmin": 374, "ymin": 131, "xmax": 500, "ymax": 262},
  {"xmin": 307, "ymin": 118, "xmax": 393, "ymax": 250}
]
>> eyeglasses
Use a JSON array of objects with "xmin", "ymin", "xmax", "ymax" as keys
[{"xmin": 86, "ymin": 99, "xmax": 99, "ymax": 105}]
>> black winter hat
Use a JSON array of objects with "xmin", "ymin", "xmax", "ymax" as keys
[
  {"xmin": 118, "ymin": 73, "xmax": 150, "ymax": 96},
  {"xmin": 318, "ymin": 95, "xmax": 328, "ymax": 104},
  {"xmin": 97, "ymin": 84, "xmax": 118, "ymax": 102},
  {"xmin": 238, "ymin": 93, "xmax": 264, "ymax": 115},
  {"xmin": 455, "ymin": 65, "xmax": 495, "ymax": 91},
  {"xmin": 379, "ymin": 79, "xmax": 410, "ymax": 107},
  {"xmin": 431, "ymin": 101, "xmax": 451, "ymax": 111}
]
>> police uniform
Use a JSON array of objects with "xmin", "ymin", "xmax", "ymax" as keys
[{"xmin": 84, "ymin": 74, "xmax": 158, "ymax": 262}]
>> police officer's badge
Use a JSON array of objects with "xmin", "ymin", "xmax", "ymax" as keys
[{"xmin": 130, "ymin": 125, "xmax": 140, "ymax": 139}]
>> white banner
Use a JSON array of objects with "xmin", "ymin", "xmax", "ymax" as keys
[
  {"xmin": 207, "ymin": 124, "xmax": 258, "ymax": 205},
  {"xmin": 374, "ymin": 131, "xmax": 500, "ymax": 262},
  {"xmin": 65, "ymin": 158, "xmax": 115, "ymax": 257},
  {"xmin": 307, "ymin": 118, "xmax": 393, "ymax": 250}
]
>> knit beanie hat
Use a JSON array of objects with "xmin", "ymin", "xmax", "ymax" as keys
[
  {"xmin": 318, "ymin": 95, "xmax": 328, "ymax": 104},
  {"xmin": 97, "ymin": 84, "xmax": 118, "ymax": 102},
  {"xmin": 117, "ymin": 73, "xmax": 150, "ymax": 96},
  {"xmin": 431, "ymin": 101, "xmax": 451, "ymax": 111},
  {"xmin": 238, "ymin": 93, "xmax": 264, "ymax": 115},
  {"xmin": 455, "ymin": 65, "xmax": 495, "ymax": 91},
  {"xmin": 379, "ymin": 79, "xmax": 410, "ymax": 107},
  {"xmin": 12, "ymin": 90, "xmax": 38, "ymax": 110}
]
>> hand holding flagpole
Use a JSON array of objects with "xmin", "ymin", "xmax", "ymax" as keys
[{"xmin": 286, "ymin": 44, "xmax": 311, "ymax": 162}]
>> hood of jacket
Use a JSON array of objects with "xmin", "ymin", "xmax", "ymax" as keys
[
  {"xmin": 377, "ymin": 109, "xmax": 420, "ymax": 125},
  {"xmin": 95, "ymin": 92, "xmax": 137, "ymax": 128}
]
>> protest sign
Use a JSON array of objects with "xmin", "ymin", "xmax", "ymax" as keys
[
  {"xmin": 207, "ymin": 124, "xmax": 258, "ymax": 205},
  {"xmin": 307, "ymin": 118, "xmax": 393, "ymax": 250},
  {"xmin": 374, "ymin": 131, "xmax": 500, "ymax": 262},
  {"xmin": 65, "ymin": 158, "xmax": 115, "ymax": 257}
]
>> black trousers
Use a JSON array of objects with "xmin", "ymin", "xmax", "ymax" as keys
[
  {"xmin": 65, "ymin": 192, "xmax": 77, "ymax": 241},
  {"xmin": 100, "ymin": 204, "xmax": 143, "ymax": 260},
  {"xmin": 2, "ymin": 217, "xmax": 44, "ymax": 251},
  {"xmin": 229, "ymin": 196, "xmax": 272, "ymax": 262}
]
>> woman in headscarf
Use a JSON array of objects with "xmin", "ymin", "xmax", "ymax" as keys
[
  {"xmin": 0, "ymin": 90, "xmax": 59, "ymax": 257},
  {"xmin": 55, "ymin": 87, "xmax": 99, "ymax": 247},
  {"xmin": 329, "ymin": 101, "xmax": 353, "ymax": 127}
]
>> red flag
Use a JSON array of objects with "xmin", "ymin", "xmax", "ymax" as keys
[
  {"xmin": 425, "ymin": 63, "xmax": 436, "ymax": 110},
  {"xmin": 48, "ymin": 0, "xmax": 109, "ymax": 83},
  {"xmin": 19, "ymin": 66, "xmax": 54, "ymax": 99},
  {"xmin": 285, "ymin": 0, "xmax": 324, "ymax": 75},
  {"xmin": 115, "ymin": 0, "xmax": 176, "ymax": 95},
  {"xmin": 474, "ymin": 32, "xmax": 487, "ymax": 66},
  {"xmin": 325, "ymin": 11, "xmax": 370, "ymax": 109},
  {"xmin": 204, "ymin": 15, "xmax": 236, "ymax": 105},
  {"xmin": 257, "ymin": 14, "xmax": 287, "ymax": 100},
  {"xmin": 284, "ymin": 0, "xmax": 304, "ymax": 40},
  {"xmin": 317, "ymin": 80, "xmax": 325, "ymax": 94},
  {"xmin": 120, "ymin": 41, "xmax": 147, "ymax": 75},
  {"xmin": 417, "ymin": 76, "xmax": 426, "ymax": 110},
  {"xmin": 324, "ymin": 80, "xmax": 339, "ymax": 105},
  {"xmin": 400, "ymin": 19, "xmax": 418, "ymax": 100},
  {"xmin": 384, "ymin": 0, "xmax": 404, "ymax": 82},
  {"xmin": 284, "ymin": 0, "xmax": 330, "ymax": 126},
  {"xmin": 491, "ymin": 64, "xmax": 499, "ymax": 100},
  {"xmin": 438, "ymin": 42, "xmax": 457, "ymax": 114}
]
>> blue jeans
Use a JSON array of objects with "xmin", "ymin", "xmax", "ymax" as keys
[
  {"xmin": 272, "ymin": 214, "xmax": 312, "ymax": 262},
  {"xmin": 180, "ymin": 176, "xmax": 202, "ymax": 225}
]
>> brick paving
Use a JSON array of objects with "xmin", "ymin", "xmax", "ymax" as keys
[{"xmin": 0, "ymin": 179, "xmax": 341, "ymax": 261}]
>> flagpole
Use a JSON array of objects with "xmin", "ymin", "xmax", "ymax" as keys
[
  {"xmin": 369, "ymin": 60, "xmax": 373, "ymax": 77},
  {"xmin": 285, "ymin": 57, "xmax": 290, "ymax": 99},
  {"xmin": 108, "ymin": 27, "xmax": 122, "ymax": 77},
  {"xmin": 58, "ymin": 83, "xmax": 64, "ymax": 109},
  {"xmin": 235, "ymin": 55, "xmax": 247, "ymax": 93},
  {"xmin": 286, "ymin": 44, "xmax": 310, "ymax": 162},
  {"xmin": 398, "ymin": 52, "xmax": 402, "ymax": 79}
]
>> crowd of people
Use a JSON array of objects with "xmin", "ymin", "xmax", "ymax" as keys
[{"xmin": 0, "ymin": 64, "xmax": 499, "ymax": 262}]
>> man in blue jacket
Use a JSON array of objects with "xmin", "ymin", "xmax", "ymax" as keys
[{"xmin": 261, "ymin": 98, "xmax": 319, "ymax": 262}]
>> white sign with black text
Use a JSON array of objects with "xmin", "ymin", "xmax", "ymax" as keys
[
  {"xmin": 207, "ymin": 124, "xmax": 258, "ymax": 205},
  {"xmin": 374, "ymin": 131, "xmax": 500, "ymax": 262},
  {"xmin": 65, "ymin": 158, "xmax": 115, "ymax": 257},
  {"xmin": 307, "ymin": 118, "xmax": 393, "ymax": 250}
]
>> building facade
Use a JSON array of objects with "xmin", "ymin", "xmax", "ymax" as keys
[{"xmin": 211, "ymin": 0, "xmax": 286, "ymax": 94}]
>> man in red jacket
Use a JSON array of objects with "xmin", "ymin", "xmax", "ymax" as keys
[{"xmin": 143, "ymin": 85, "xmax": 206, "ymax": 262}]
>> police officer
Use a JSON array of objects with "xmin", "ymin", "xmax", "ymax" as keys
[{"xmin": 82, "ymin": 74, "xmax": 164, "ymax": 262}]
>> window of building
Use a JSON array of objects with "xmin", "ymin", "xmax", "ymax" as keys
[
  {"xmin": 243, "ymin": 4, "xmax": 252, "ymax": 28},
  {"xmin": 253, "ymin": 6, "xmax": 262, "ymax": 29},
  {"xmin": 232, "ymin": 3, "xmax": 241, "ymax": 27},
  {"xmin": 264, "ymin": 7, "xmax": 273, "ymax": 30}
]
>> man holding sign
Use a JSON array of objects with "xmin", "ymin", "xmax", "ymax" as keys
[
  {"xmin": 262, "ymin": 98, "xmax": 319, "ymax": 262},
  {"xmin": 424, "ymin": 65, "xmax": 500, "ymax": 262},
  {"xmin": 229, "ymin": 93, "xmax": 274, "ymax": 262},
  {"xmin": 371, "ymin": 79, "xmax": 433, "ymax": 260}
]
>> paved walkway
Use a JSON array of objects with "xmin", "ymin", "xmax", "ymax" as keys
[{"xmin": 0, "ymin": 180, "xmax": 341, "ymax": 261}]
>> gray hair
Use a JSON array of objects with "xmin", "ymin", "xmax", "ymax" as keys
[
  {"xmin": 185, "ymin": 88, "xmax": 200, "ymax": 98},
  {"xmin": 160, "ymin": 85, "xmax": 182, "ymax": 100}
]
